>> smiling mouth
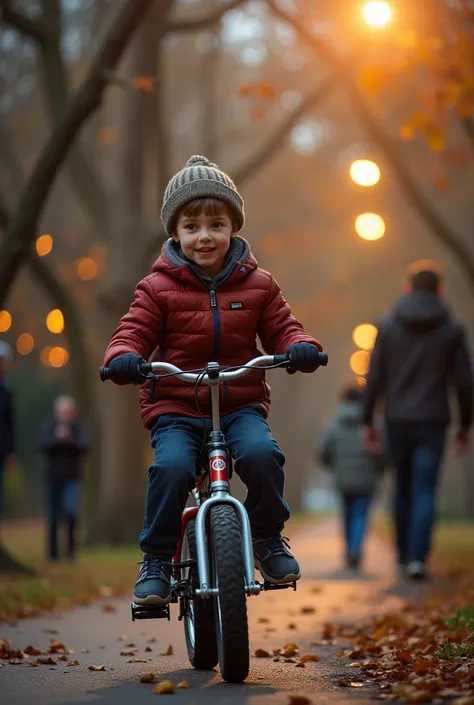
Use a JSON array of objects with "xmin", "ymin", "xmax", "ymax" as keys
[{"xmin": 196, "ymin": 248, "xmax": 216, "ymax": 255}]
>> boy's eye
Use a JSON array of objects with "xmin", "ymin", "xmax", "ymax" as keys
[
  {"xmin": 185, "ymin": 223, "xmax": 197, "ymax": 231},
  {"xmin": 212, "ymin": 221, "xmax": 224, "ymax": 229}
]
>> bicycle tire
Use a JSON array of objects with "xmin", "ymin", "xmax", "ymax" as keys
[
  {"xmin": 181, "ymin": 518, "xmax": 218, "ymax": 670},
  {"xmin": 210, "ymin": 503, "xmax": 249, "ymax": 683}
]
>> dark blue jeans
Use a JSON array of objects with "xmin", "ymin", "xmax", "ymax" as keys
[
  {"xmin": 386, "ymin": 422, "xmax": 447, "ymax": 564},
  {"xmin": 341, "ymin": 493, "xmax": 372, "ymax": 559},
  {"xmin": 46, "ymin": 479, "xmax": 81, "ymax": 561},
  {"xmin": 139, "ymin": 407, "xmax": 290, "ymax": 558}
]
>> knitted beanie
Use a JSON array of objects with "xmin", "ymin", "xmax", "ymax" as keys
[{"xmin": 161, "ymin": 155, "xmax": 245, "ymax": 234}]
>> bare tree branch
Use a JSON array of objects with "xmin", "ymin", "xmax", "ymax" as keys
[
  {"xmin": 166, "ymin": 0, "xmax": 247, "ymax": 33},
  {"xmin": 234, "ymin": 75, "xmax": 334, "ymax": 186},
  {"xmin": 39, "ymin": 0, "xmax": 109, "ymax": 233},
  {"xmin": 0, "ymin": 0, "xmax": 155, "ymax": 306},
  {"xmin": 267, "ymin": 0, "xmax": 474, "ymax": 293},
  {"xmin": 0, "ymin": 0, "xmax": 45, "ymax": 43}
]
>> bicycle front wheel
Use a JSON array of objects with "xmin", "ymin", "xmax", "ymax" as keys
[{"xmin": 210, "ymin": 503, "xmax": 249, "ymax": 683}]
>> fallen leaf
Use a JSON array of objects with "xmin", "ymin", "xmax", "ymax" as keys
[
  {"xmin": 67, "ymin": 660, "xmax": 80, "ymax": 666},
  {"xmin": 88, "ymin": 664, "xmax": 106, "ymax": 671},
  {"xmin": 300, "ymin": 654, "xmax": 320, "ymax": 663},
  {"xmin": 258, "ymin": 617, "xmax": 270, "ymax": 624},
  {"xmin": 99, "ymin": 585, "xmax": 113, "ymax": 597},
  {"xmin": 38, "ymin": 657, "xmax": 56, "ymax": 665},
  {"xmin": 284, "ymin": 642, "xmax": 299, "ymax": 650},
  {"xmin": 287, "ymin": 623, "xmax": 297, "ymax": 630},
  {"xmin": 120, "ymin": 649, "xmax": 137, "ymax": 656},
  {"xmin": 177, "ymin": 680, "xmax": 190, "ymax": 689},
  {"xmin": 452, "ymin": 699, "xmax": 474, "ymax": 705},
  {"xmin": 322, "ymin": 623, "xmax": 335, "ymax": 639},
  {"xmin": 284, "ymin": 658, "xmax": 296, "ymax": 663},
  {"xmin": 310, "ymin": 586, "xmax": 322, "ymax": 594},
  {"xmin": 145, "ymin": 646, "xmax": 153, "ymax": 652},
  {"xmin": 80, "ymin": 649, "xmax": 90, "ymax": 653},
  {"xmin": 56, "ymin": 655, "xmax": 68, "ymax": 661},
  {"xmin": 288, "ymin": 696, "xmax": 311, "ymax": 705},
  {"xmin": 295, "ymin": 662, "xmax": 305, "ymax": 668},
  {"xmin": 153, "ymin": 680, "xmax": 176, "ymax": 694},
  {"xmin": 283, "ymin": 648, "xmax": 299, "ymax": 658},
  {"xmin": 160, "ymin": 644, "xmax": 173, "ymax": 656},
  {"xmin": 300, "ymin": 606, "xmax": 316, "ymax": 615},
  {"xmin": 396, "ymin": 650, "xmax": 414, "ymax": 664},
  {"xmin": 24, "ymin": 645, "xmax": 42, "ymax": 656},
  {"xmin": 8, "ymin": 658, "xmax": 23, "ymax": 665},
  {"xmin": 140, "ymin": 672, "xmax": 156, "ymax": 683},
  {"xmin": 127, "ymin": 658, "xmax": 147, "ymax": 663},
  {"xmin": 125, "ymin": 643, "xmax": 136, "ymax": 648},
  {"xmin": 117, "ymin": 634, "xmax": 127, "ymax": 641},
  {"xmin": 255, "ymin": 649, "xmax": 271, "ymax": 658},
  {"xmin": 102, "ymin": 604, "xmax": 117, "ymax": 613}
]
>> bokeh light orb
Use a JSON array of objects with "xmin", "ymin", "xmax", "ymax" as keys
[
  {"xmin": 0, "ymin": 310, "xmax": 12, "ymax": 333},
  {"xmin": 349, "ymin": 159, "xmax": 381, "ymax": 187},
  {"xmin": 352, "ymin": 323, "xmax": 378, "ymax": 351},
  {"xmin": 16, "ymin": 333, "xmax": 34, "ymax": 355},
  {"xmin": 363, "ymin": 1, "xmax": 392, "ymax": 28},
  {"xmin": 350, "ymin": 350, "xmax": 371, "ymax": 376},
  {"xmin": 355, "ymin": 213, "xmax": 386, "ymax": 241},
  {"xmin": 36, "ymin": 234, "xmax": 53, "ymax": 257},
  {"xmin": 46, "ymin": 309, "xmax": 65, "ymax": 334}
]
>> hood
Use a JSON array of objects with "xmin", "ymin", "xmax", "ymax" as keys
[
  {"xmin": 152, "ymin": 235, "xmax": 256, "ymax": 286},
  {"xmin": 392, "ymin": 291, "xmax": 450, "ymax": 333},
  {"xmin": 335, "ymin": 401, "xmax": 363, "ymax": 426}
]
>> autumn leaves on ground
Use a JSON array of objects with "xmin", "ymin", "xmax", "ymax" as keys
[{"xmin": 0, "ymin": 516, "xmax": 473, "ymax": 704}]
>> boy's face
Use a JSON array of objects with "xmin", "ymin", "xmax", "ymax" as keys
[{"xmin": 172, "ymin": 206, "xmax": 236, "ymax": 277}]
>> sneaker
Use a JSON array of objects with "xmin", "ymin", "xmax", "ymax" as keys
[
  {"xmin": 253, "ymin": 535, "xmax": 301, "ymax": 585},
  {"xmin": 406, "ymin": 561, "xmax": 427, "ymax": 581},
  {"xmin": 133, "ymin": 555, "xmax": 172, "ymax": 605},
  {"xmin": 347, "ymin": 554, "xmax": 361, "ymax": 571}
]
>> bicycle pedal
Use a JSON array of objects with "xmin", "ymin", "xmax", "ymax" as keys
[
  {"xmin": 263, "ymin": 581, "xmax": 297, "ymax": 592},
  {"xmin": 131, "ymin": 602, "xmax": 170, "ymax": 621}
]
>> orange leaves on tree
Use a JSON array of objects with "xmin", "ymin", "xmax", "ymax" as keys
[
  {"xmin": 132, "ymin": 75, "xmax": 154, "ymax": 93},
  {"xmin": 238, "ymin": 81, "xmax": 278, "ymax": 101}
]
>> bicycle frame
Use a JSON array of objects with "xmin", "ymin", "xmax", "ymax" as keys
[{"xmin": 174, "ymin": 361, "xmax": 261, "ymax": 598}]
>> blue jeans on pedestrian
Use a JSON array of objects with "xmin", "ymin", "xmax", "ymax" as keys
[
  {"xmin": 386, "ymin": 422, "xmax": 447, "ymax": 564},
  {"xmin": 341, "ymin": 493, "xmax": 372, "ymax": 560},
  {"xmin": 46, "ymin": 479, "xmax": 81, "ymax": 561},
  {"xmin": 139, "ymin": 407, "xmax": 290, "ymax": 558}
]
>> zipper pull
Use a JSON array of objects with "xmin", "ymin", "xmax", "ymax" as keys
[{"xmin": 210, "ymin": 290, "xmax": 217, "ymax": 307}]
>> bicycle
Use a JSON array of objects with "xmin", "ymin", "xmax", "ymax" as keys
[{"xmin": 99, "ymin": 350, "xmax": 328, "ymax": 682}]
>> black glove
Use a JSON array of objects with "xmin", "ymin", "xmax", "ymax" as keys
[
  {"xmin": 286, "ymin": 343, "xmax": 321, "ymax": 375},
  {"xmin": 108, "ymin": 353, "xmax": 145, "ymax": 384}
]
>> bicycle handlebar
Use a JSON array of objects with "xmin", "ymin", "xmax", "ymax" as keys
[{"xmin": 99, "ymin": 351, "xmax": 328, "ymax": 384}]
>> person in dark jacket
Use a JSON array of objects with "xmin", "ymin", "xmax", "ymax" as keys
[
  {"xmin": 39, "ymin": 395, "xmax": 89, "ymax": 561},
  {"xmin": 318, "ymin": 385, "xmax": 385, "ymax": 571},
  {"xmin": 0, "ymin": 341, "xmax": 15, "ymax": 520},
  {"xmin": 362, "ymin": 261, "xmax": 473, "ymax": 580}
]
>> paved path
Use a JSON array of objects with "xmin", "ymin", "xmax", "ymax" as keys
[{"xmin": 1, "ymin": 519, "xmax": 416, "ymax": 705}]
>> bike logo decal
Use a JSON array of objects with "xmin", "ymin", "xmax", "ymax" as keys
[{"xmin": 211, "ymin": 458, "xmax": 226, "ymax": 471}]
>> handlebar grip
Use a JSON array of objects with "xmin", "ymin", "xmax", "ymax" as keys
[
  {"xmin": 99, "ymin": 366, "xmax": 109, "ymax": 381},
  {"xmin": 273, "ymin": 353, "xmax": 289, "ymax": 365},
  {"xmin": 138, "ymin": 362, "xmax": 153, "ymax": 375},
  {"xmin": 318, "ymin": 351, "xmax": 328, "ymax": 367}
]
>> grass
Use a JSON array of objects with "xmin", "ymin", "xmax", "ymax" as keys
[
  {"xmin": 435, "ymin": 606, "xmax": 474, "ymax": 660},
  {"xmin": 0, "ymin": 521, "xmax": 138, "ymax": 622}
]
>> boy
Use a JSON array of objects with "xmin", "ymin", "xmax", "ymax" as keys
[{"xmin": 104, "ymin": 155, "xmax": 324, "ymax": 606}]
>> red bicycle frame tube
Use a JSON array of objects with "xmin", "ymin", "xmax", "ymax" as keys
[{"xmin": 174, "ymin": 506, "xmax": 199, "ymax": 564}]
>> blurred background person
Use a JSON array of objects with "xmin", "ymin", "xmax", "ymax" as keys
[
  {"xmin": 39, "ymin": 395, "xmax": 89, "ymax": 562},
  {"xmin": 362, "ymin": 261, "xmax": 473, "ymax": 581},
  {"xmin": 0, "ymin": 341, "xmax": 15, "ymax": 524},
  {"xmin": 317, "ymin": 384, "xmax": 385, "ymax": 572}
]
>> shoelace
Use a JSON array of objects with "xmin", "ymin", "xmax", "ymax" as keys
[
  {"xmin": 254, "ymin": 536, "xmax": 291, "ymax": 556},
  {"xmin": 137, "ymin": 556, "xmax": 170, "ymax": 582}
]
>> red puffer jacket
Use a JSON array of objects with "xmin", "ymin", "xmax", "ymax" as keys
[{"xmin": 104, "ymin": 239, "xmax": 321, "ymax": 428}]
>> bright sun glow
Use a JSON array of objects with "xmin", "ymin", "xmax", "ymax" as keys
[
  {"xmin": 363, "ymin": 1, "xmax": 392, "ymax": 28},
  {"xmin": 350, "ymin": 159, "xmax": 381, "ymax": 187},
  {"xmin": 355, "ymin": 213, "xmax": 386, "ymax": 241}
]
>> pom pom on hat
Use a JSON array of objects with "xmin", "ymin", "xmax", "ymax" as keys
[{"xmin": 161, "ymin": 155, "xmax": 245, "ymax": 234}]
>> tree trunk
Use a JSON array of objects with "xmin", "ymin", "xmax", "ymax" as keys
[
  {"xmin": 0, "ymin": 544, "xmax": 36, "ymax": 576},
  {"xmin": 98, "ymin": 0, "xmax": 174, "ymax": 543}
]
